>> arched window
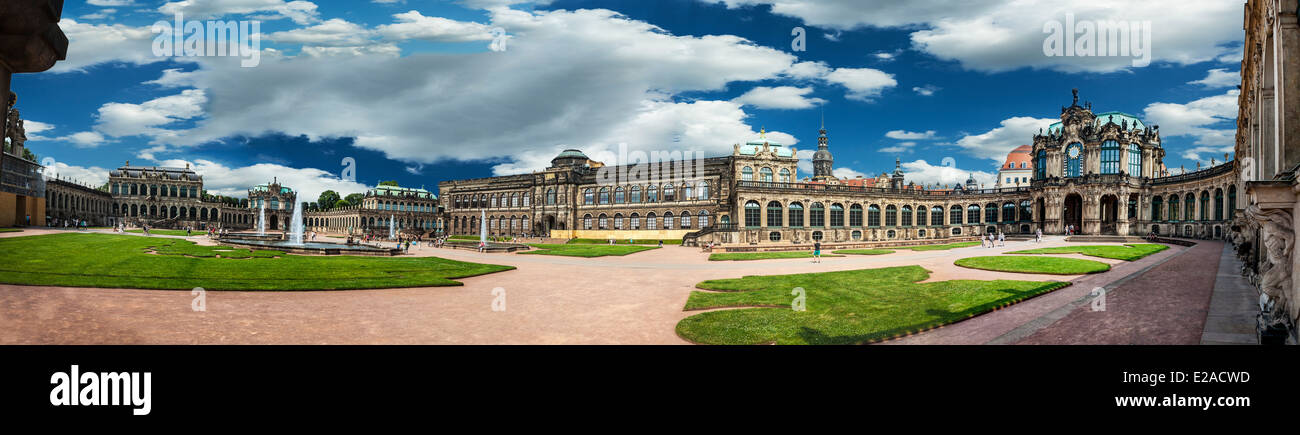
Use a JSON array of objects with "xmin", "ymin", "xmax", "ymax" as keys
[
  {"xmin": 849, "ymin": 204, "xmax": 863, "ymax": 227},
  {"xmin": 599, "ymin": 188, "xmax": 609, "ymax": 205},
  {"xmin": 829, "ymin": 203, "xmax": 844, "ymax": 227},
  {"xmin": 931, "ymin": 206, "xmax": 944, "ymax": 226},
  {"xmin": 630, "ymin": 186, "xmax": 642, "ymax": 203},
  {"xmin": 950, "ymin": 205, "xmax": 963, "ymax": 225},
  {"xmin": 680, "ymin": 211, "xmax": 692, "ymax": 228},
  {"xmin": 1200, "ymin": 191, "xmax": 1210, "ymax": 221},
  {"xmin": 1168, "ymin": 195, "xmax": 1179, "ymax": 222},
  {"xmin": 810, "ymin": 202, "xmax": 825, "ymax": 227},
  {"xmin": 696, "ymin": 181, "xmax": 708, "ymax": 199},
  {"xmin": 583, "ymin": 214, "xmax": 593, "ymax": 230},
  {"xmin": 985, "ymin": 203, "xmax": 998, "ymax": 223},
  {"xmin": 1227, "ymin": 185, "xmax": 1237, "ymax": 219},
  {"xmin": 491, "ymin": 195, "xmax": 499, "ymax": 208},
  {"xmin": 1002, "ymin": 202, "xmax": 1016, "ymax": 222},
  {"xmin": 512, "ymin": 192, "xmax": 520, "ymax": 207},
  {"xmin": 900, "ymin": 205, "xmax": 913, "ymax": 227},
  {"xmin": 663, "ymin": 211, "xmax": 675, "ymax": 229},
  {"xmin": 614, "ymin": 187, "xmax": 625, "ymax": 204},
  {"xmin": 1152, "ymin": 196, "xmax": 1164, "ymax": 221},
  {"xmin": 584, "ymin": 188, "xmax": 595, "ymax": 204},
  {"xmin": 1065, "ymin": 142, "xmax": 1082, "ymax": 177},
  {"xmin": 868, "ymin": 204, "xmax": 881, "ymax": 227},
  {"xmin": 916, "ymin": 206, "xmax": 927, "ymax": 227},
  {"xmin": 788, "ymin": 202, "xmax": 804, "ymax": 227},
  {"xmin": 767, "ymin": 201, "xmax": 783, "ymax": 227},
  {"xmin": 682, "ymin": 183, "xmax": 693, "ymax": 200},
  {"xmin": 698, "ymin": 210, "xmax": 709, "ymax": 227},
  {"xmin": 1214, "ymin": 189, "xmax": 1224, "ymax": 221},
  {"xmin": 760, "ymin": 167, "xmax": 774, "ymax": 182},
  {"xmin": 779, "ymin": 168, "xmax": 791, "ymax": 183},
  {"xmin": 546, "ymin": 188, "xmax": 556, "ymax": 205},
  {"xmin": 630, "ymin": 213, "xmax": 641, "ymax": 229},
  {"xmin": 647, "ymin": 185, "xmax": 658, "ymax": 202},
  {"xmin": 523, "ymin": 192, "xmax": 530, "ymax": 206},
  {"xmin": 1019, "ymin": 200, "xmax": 1032, "ymax": 222},
  {"xmin": 1128, "ymin": 143, "xmax": 1142, "ymax": 175},
  {"xmin": 1100, "ymin": 140, "xmax": 1120, "ymax": 174},
  {"xmin": 598, "ymin": 213, "xmax": 608, "ymax": 230},
  {"xmin": 1184, "ymin": 193, "xmax": 1195, "ymax": 221},
  {"xmin": 664, "ymin": 184, "xmax": 676, "ymax": 201},
  {"xmin": 885, "ymin": 205, "xmax": 897, "ymax": 226},
  {"xmin": 742, "ymin": 166, "xmax": 754, "ymax": 181},
  {"xmin": 744, "ymin": 201, "xmax": 761, "ymax": 228}
]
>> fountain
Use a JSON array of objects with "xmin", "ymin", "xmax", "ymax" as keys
[
  {"xmin": 389, "ymin": 214, "xmax": 396, "ymax": 239},
  {"xmin": 479, "ymin": 209, "xmax": 487, "ymax": 245},
  {"xmin": 288, "ymin": 200, "xmax": 303, "ymax": 245},
  {"xmin": 257, "ymin": 200, "xmax": 266, "ymax": 235}
]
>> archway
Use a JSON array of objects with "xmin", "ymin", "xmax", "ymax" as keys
[
  {"xmin": 1062, "ymin": 193, "xmax": 1083, "ymax": 234},
  {"xmin": 1099, "ymin": 194, "xmax": 1119, "ymax": 235},
  {"xmin": 270, "ymin": 214, "xmax": 279, "ymax": 230}
]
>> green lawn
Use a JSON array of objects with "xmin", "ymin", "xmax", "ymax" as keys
[
  {"xmin": 677, "ymin": 265, "xmax": 1068, "ymax": 345},
  {"xmin": 567, "ymin": 238, "xmax": 682, "ymax": 245},
  {"xmin": 1007, "ymin": 243, "xmax": 1169, "ymax": 261},
  {"xmin": 520, "ymin": 243, "xmax": 658, "ymax": 257},
  {"xmin": 0, "ymin": 233, "xmax": 514, "ymax": 290},
  {"xmin": 954, "ymin": 256, "xmax": 1110, "ymax": 275},
  {"xmin": 897, "ymin": 241, "xmax": 982, "ymax": 251},
  {"xmin": 709, "ymin": 251, "xmax": 845, "ymax": 261},
  {"xmin": 126, "ymin": 229, "xmax": 198, "ymax": 237},
  {"xmin": 830, "ymin": 249, "xmax": 894, "ymax": 255}
]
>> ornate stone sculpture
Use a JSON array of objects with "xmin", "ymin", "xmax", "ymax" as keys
[
  {"xmin": 1244, "ymin": 205, "xmax": 1296, "ymax": 325},
  {"xmin": 5, "ymin": 107, "xmax": 25, "ymax": 149}
]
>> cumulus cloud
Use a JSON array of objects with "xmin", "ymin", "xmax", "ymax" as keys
[
  {"xmin": 955, "ymin": 116, "xmax": 1056, "ymax": 162},
  {"xmin": 22, "ymin": 120, "xmax": 55, "ymax": 141},
  {"xmin": 822, "ymin": 67, "xmax": 897, "ymax": 101},
  {"xmin": 158, "ymin": 0, "xmax": 320, "ymax": 25},
  {"xmin": 1188, "ymin": 68, "xmax": 1240, "ymax": 88},
  {"xmin": 912, "ymin": 84, "xmax": 940, "ymax": 96},
  {"xmin": 42, "ymin": 161, "xmax": 113, "ymax": 186},
  {"xmin": 1143, "ymin": 89, "xmax": 1238, "ymax": 161},
  {"xmin": 56, "ymin": 131, "xmax": 109, "ymax": 148},
  {"xmin": 885, "ymin": 129, "xmax": 936, "ymax": 140},
  {"xmin": 706, "ymin": 0, "xmax": 1242, "ymax": 73},
  {"xmin": 94, "ymin": 89, "xmax": 207, "ymax": 140},
  {"xmin": 50, "ymin": 19, "xmax": 162, "ymax": 73},
  {"xmin": 732, "ymin": 86, "xmax": 825, "ymax": 109},
  {"xmin": 375, "ymin": 10, "xmax": 497, "ymax": 42},
  {"xmin": 154, "ymin": 158, "xmax": 370, "ymax": 200},
  {"xmin": 266, "ymin": 18, "xmax": 374, "ymax": 47},
  {"xmin": 901, "ymin": 159, "xmax": 995, "ymax": 187},
  {"xmin": 879, "ymin": 141, "xmax": 916, "ymax": 154}
]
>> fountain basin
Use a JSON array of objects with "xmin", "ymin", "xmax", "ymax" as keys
[
  {"xmin": 442, "ymin": 239, "xmax": 531, "ymax": 253},
  {"xmin": 223, "ymin": 232, "xmax": 284, "ymax": 242},
  {"xmin": 219, "ymin": 238, "xmax": 401, "ymax": 256}
]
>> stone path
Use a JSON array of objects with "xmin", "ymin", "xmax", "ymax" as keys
[{"xmin": 1200, "ymin": 243, "xmax": 1260, "ymax": 344}]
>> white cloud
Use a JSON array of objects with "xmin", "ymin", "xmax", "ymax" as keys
[
  {"xmin": 22, "ymin": 120, "xmax": 55, "ymax": 141},
  {"xmin": 266, "ymin": 18, "xmax": 373, "ymax": 47},
  {"xmin": 823, "ymin": 67, "xmax": 896, "ymax": 101},
  {"xmin": 89, "ymin": 0, "xmax": 135, "ymax": 5},
  {"xmin": 885, "ymin": 130, "xmax": 936, "ymax": 140},
  {"xmin": 732, "ymin": 86, "xmax": 825, "ymax": 109},
  {"xmin": 375, "ymin": 10, "xmax": 496, "ymax": 42},
  {"xmin": 1143, "ymin": 89, "xmax": 1238, "ymax": 161},
  {"xmin": 879, "ymin": 141, "xmax": 916, "ymax": 153},
  {"xmin": 94, "ymin": 89, "xmax": 207, "ymax": 140},
  {"xmin": 43, "ymin": 161, "xmax": 112, "ymax": 186},
  {"xmin": 912, "ymin": 84, "xmax": 940, "ymax": 96},
  {"xmin": 50, "ymin": 19, "xmax": 162, "ymax": 73},
  {"xmin": 158, "ymin": 0, "xmax": 320, "ymax": 25},
  {"xmin": 143, "ymin": 68, "xmax": 199, "ymax": 88},
  {"xmin": 707, "ymin": 0, "xmax": 1242, "ymax": 73},
  {"xmin": 832, "ymin": 167, "xmax": 867, "ymax": 178},
  {"xmin": 901, "ymin": 159, "xmax": 995, "ymax": 187},
  {"xmin": 1188, "ymin": 68, "xmax": 1239, "ymax": 88},
  {"xmin": 80, "ymin": 9, "xmax": 118, "ymax": 20},
  {"xmin": 955, "ymin": 116, "xmax": 1056, "ymax": 162},
  {"xmin": 57, "ymin": 131, "xmax": 109, "ymax": 148},
  {"xmin": 118, "ymin": 8, "xmax": 823, "ymax": 176}
]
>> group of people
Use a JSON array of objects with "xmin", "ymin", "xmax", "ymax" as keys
[{"xmin": 47, "ymin": 218, "xmax": 88, "ymax": 229}]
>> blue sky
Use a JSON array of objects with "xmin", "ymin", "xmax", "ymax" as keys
[{"xmin": 15, "ymin": 0, "xmax": 1243, "ymax": 203}]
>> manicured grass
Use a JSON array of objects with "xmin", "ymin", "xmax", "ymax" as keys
[
  {"xmin": 1007, "ymin": 243, "xmax": 1169, "ymax": 261},
  {"xmin": 954, "ymin": 256, "xmax": 1110, "ymax": 275},
  {"xmin": 567, "ymin": 238, "xmax": 682, "ymax": 245},
  {"xmin": 897, "ymin": 241, "xmax": 982, "ymax": 251},
  {"xmin": 0, "ymin": 233, "xmax": 514, "ymax": 290},
  {"xmin": 831, "ymin": 248, "xmax": 894, "ymax": 255},
  {"xmin": 126, "ymin": 229, "xmax": 197, "ymax": 237},
  {"xmin": 676, "ymin": 265, "xmax": 1068, "ymax": 345},
  {"xmin": 520, "ymin": 243, "xmax": 657, "ymax": 257},
  {"xmin": 709, "ymin": 251, "xmax": 845, "ymax": 261}
]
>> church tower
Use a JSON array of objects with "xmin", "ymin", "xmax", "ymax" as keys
[
  {"xmin": 811, "ymin": 118, "xmax": 834, "ymax": 181},
  {"xmin": 890, "ymin": 157, "xmax": 905, "ymax": 190}
]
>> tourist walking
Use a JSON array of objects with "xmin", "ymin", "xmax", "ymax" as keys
[
  {"xmin": 1035, "ymin": 228, "xmax": 1042, "ymax": 243},
  {"xmin": 997, "ymin": 231, "xmax": 1005, "ymax": 247},
  {"xmin": 813, "ymin": 241, "xmax": 822, "ymax": 263}
]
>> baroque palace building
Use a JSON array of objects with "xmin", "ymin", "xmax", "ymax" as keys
[
  {"xmin": 106, "ymin": 161, "xmax": 255, "ymax": 230},
  {"xmin": 45, "ymin": 176, "xmax": 112, "ymax": 227},
  {"xmin": 247, "ymin": 178, "xmax": 296, "ymax": 231},
  {"xmin": 304, "ymin": 184, "xmax": 442, "ymax": 236}
]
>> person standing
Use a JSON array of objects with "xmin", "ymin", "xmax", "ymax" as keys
[
  {"xmin": 997, "ymin": 231, "xmax": 1005, "ymax": 247},
  {"xmin": 1035, "ymin": 227, "xmax": 1042, "ymax": 243},
  {"xmin": 813, "ymin": 241, "xmax": 822, "ymax": 263}
]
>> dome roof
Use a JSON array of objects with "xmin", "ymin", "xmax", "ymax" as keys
[
  {"xmin": 1002, "ymin": 145, "xmax": 1033, "ymax": 170},
  {"xmin": 813, "ymin": 149, "xmax": 832, "ymax": 160},
  {"xmin": 555, "ymin": 149, "xmax": 588, "ymax": 159}
]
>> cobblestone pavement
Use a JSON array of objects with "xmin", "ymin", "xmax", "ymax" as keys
[{"xmin": 0, "ymin": 229, "xmax": 1218, "ymax": 344}]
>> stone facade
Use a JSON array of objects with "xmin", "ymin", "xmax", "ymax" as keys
[
  {"xmin": 45, "ymin": 177, "xmax": 112, "ymax": 227},
  {"xmin": 1232, "ymin": 0, "xmax": 1300, "ymax": 343},
  {"xmin": 304, "ymin": 185, "xmax": 442, "ymax": 237},
  {"xmin": 106, "ymin": 161, "xmax": 247, "ymax": 230},
  {"xmin": 247, "ymin": 179, "xmax": 297, "ymax": 231}
]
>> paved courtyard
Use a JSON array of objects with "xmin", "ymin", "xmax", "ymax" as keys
[{"xmin": 0, "ymin": 229, "xmax": 1248, "ymax": 344}]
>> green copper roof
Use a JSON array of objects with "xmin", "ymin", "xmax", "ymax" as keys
[
  {"xmin": 555, "ymin": 149, "xmax": 588, "ymax": 159},
  {"xmin": 1047, "ymin": 111, "xmax": 1147, "ymax": 134}
]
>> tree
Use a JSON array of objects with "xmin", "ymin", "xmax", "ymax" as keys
[
  {"xmin": 317, "ymin": 190, "xmax": 341, "ymax": 209},
  {"xmin": 334, "ymin": 199, "xmax": 349, "ymax": 208},
  {"xmin": 378, "ymin": 180, "xmax": 399, "ymax": 187},
  {"xmin": 344, "ymin": 192, "xmax": 364, "ymax": 205}
]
